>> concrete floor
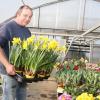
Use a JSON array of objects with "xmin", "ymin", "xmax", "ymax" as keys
[
  {"xmin": 0, "ymin": 70, "xmax": 57, "ymax": 100},
  {"xmin": 26, "ymin": 77, "xmax": 57, "ymax": 100}
]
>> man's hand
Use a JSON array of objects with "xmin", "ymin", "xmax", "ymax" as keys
[
  {"xmin": 0, "ymin": 47, "xmax": 16, "ymax": 75},
  {"xmin": 5, "ymin": 63, "xmax": 16, "ymax": 75}
]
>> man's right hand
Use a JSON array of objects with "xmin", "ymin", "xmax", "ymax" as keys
[
  {"xmin": 0, "ymin": 47, "xmax": 16, "ymax": 75},
  {"xmin": 5, "ymin": 63, "xmax": 16, "ymax": 75}
]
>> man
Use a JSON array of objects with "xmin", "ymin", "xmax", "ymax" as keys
[{"xmin": 0, "ymin": 5, "xmax": 33, "ymax": 100}]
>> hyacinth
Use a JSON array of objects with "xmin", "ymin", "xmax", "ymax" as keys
[
  {"xmin": 76, "ymin": 93, "xmax": 94, "ymax": 100},
  {"xmin": 12, "ymin": 37, "xmax": 21, "ymax": 45}
]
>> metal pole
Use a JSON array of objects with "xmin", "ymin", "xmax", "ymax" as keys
[
  {"xmin": 89, "ymin": 40, "xmax": 94, "ymax": 63},
  {"xmin": 74, "ymin": 24, "xmax": 100, "ymax": 41}
]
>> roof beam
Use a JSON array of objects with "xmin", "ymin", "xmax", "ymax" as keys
[{"xmin": 31, "ymin": 0, "xmax": 70, "ymax": 10}]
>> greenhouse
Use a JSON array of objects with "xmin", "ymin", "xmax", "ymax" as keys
[{"xmin": 0, "ymin": 0, "xmax": 100, "ymax": 100}]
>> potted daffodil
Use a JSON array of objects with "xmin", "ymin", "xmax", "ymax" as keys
[{"xmin": 9, "ymin": 35, "xmax": 66, "ymax": 82}]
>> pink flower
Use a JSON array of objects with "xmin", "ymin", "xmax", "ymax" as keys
[{"xmin": 58, "ymin": 92, "xmax": 72, "ymax": 100}]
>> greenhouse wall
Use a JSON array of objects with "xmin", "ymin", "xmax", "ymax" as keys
[
  {"xmin": 32, "ymin": 0, "xmax": 100, "ymax": 32},
  {"xmin": 0, "ymin": 0, "xmax": 100, "ymax": 32},
  {"xmin": 0, "ymin": 0, "xmax": 100, "ymax": 63}
]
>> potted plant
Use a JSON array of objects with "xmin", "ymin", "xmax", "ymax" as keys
[
  {"xmin": 55, "ymin": 59, "xmax": 100, "ymax": 99},
  {"xmin": 9, "ymin": 35, "xmax": 66, "ymax": 82}
]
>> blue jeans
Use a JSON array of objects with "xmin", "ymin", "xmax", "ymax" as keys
[{"xmin": 1, "ymin": 74, "xmax": 26, "ymax": 100}]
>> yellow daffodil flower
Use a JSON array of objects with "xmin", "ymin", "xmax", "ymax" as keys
[
  {"xmin": 48, "ymin": 40, "xmax": 59, "ymax": 50},
  {"xmin": 42, "ymin": 43, "xmax": 47, "ymax": 49},
  {"xmin": 76, "ymin": 93, "xmax": 94, "ymax": 100},
  {"xmin": 12, "ymin": 37, "xmax": 21, "ymax": 45},
  {"xmin": 26, "ymin": 35, "xmax": 35, "ymax": 45},
  {"xmin": 22, "ymin": 40, "xmax": 28, "ymax": 50}
]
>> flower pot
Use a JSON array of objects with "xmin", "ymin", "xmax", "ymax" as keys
[
  {"xmin": 23, "ymin": 71, "xmax": 36, "ymax": 83},
  {"xmin": 44, "ymin": 74, "xmax": 50, "ymax": 79},
  {"xmin": 37, "ymin": 74, "xmax": 44, "ymax": 81},
  {"xmin": 24, "ymin": 74, "xmax": 35, "ymax": 83}
]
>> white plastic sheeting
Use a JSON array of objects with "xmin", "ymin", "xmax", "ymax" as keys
[
  {"xmin": 0, "ymin": 0, "xmax": 22, "ymax": 22},
  {"xmin": 31, "ymin": 0, "xmax": 100, "ymax": 31},
  {"xmin": 0, "ymin": 0, "xmax": 100, "ymax": 31}
]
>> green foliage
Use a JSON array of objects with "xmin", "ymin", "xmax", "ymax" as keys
[
  {"xmin": 55, "ymin": 59, "xmax": 100, "ymax": 98},
  {"xmin": 9, "ymin": 36, "xmax": 66, "ymax": 75}
]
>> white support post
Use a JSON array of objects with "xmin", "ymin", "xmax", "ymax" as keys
[
  {"xmin": 89, "ymin": 40, "xmax": 94, "ymax": 63},
  {"xmin": 77, "ymin": 0, "xmax": 86, "ymax": 30},
  {"xmin": 55, "ymin": 3, "xmax": 59, "ymax": 29}
]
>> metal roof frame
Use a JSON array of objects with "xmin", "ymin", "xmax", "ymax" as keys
[{"xmin": 21, "ymin": 0, "xmax": 70, "ymax": 10}]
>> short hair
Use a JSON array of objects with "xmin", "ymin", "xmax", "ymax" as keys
[{"xmin": 15, "ymin": 5, "xmax": 33, "ymax": 16}]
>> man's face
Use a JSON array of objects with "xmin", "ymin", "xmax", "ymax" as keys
[{"xmin": 17, "ymin": 8, "xmax": 33, "ymax": 26}]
